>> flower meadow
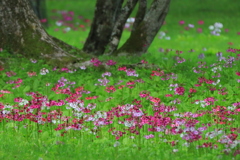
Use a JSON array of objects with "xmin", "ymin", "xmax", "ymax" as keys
[
  {"xmin": 0, "ymin": 47, "xmax": 240, "ymax": 160},
  {"xmin": 1, "ymin": 1, "xmax": 240, "ymax": 160}
]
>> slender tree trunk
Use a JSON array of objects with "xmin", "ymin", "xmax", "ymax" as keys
[
  {"xmin": 132, "ymin": 0, "xmax": 147, "ymax": 32},
  {"xmin": 115, "ymin": 0, "xmax": 171, "ymax": 56},
  {"xmin": 106, "ymin": 0, "xmax": 139, "ymax": 55},
  {"xmin": 0, "ymin": 0, "xmax": 92, "ymax": 68},
  {"xmin": 83, "ymin": 0, "xmax": 124, "ymax": 56}
]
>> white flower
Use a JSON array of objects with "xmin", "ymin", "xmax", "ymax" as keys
[
  {"xmin": 159, "ymin": 31, "xmax": 166, "ymax": 37},
  {"xmin": 40, "ymin": 68, "xmax": 49, "ymax": 75},
  {"xmin": 124, "ymin": 23, "xmax": 130, "ymax": 28},
  {"xmin": 56, "ymin": 21, "xmax": 62, "ymax": 26},
  {"xmin": 80, "ymin": 66, "xmax": 86, "ymax": 70},
  {"xmin": 214, "ymin": 22, "xmax": 223, "ymax": 28},
  {"xmin": 188, "ymin": 24, "xmax": 194, "ymax": 28},
  {"xmin": 165, "ymin": 36, "xmax": 171, "ymax": 40},
  {"xmin": 113, "ymin": 141, "xmax": 121, "ymax": 147},
  {"xmin": 124, "ymin": 121, "xmax": 134, "ymax": 127},
  {"xmin": 19, "ymin": 99, "xmax": 29, "ymax": 106},
  {"xmin": 209, "ymin": 25, "xmax": 214, "ymax": 30},
  {"xmin": 64, "ymin": 27, "xmax": 71, "ymax": 32}
]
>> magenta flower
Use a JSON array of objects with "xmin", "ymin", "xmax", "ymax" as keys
[
  {"xmin": 198, "ymin": 20, "xmax": 204, "ymax": 25},
  {"xmin": 40, "ymin": 19, "xmax": 47, "ymax": 23},
  {"xmin": 179, "ymin": 20, "xmax": 185, "ymax": 25},
  {"xmin": 106, "ymin": 60, "xmax": 116, "ymax": 66},
  {"xmin": 236, "ymin": 71, "xmax": 240, "ymax": 76},
  {"xmin": 174, "ymin": 87, "xmax": 185, "ymax": 95}
]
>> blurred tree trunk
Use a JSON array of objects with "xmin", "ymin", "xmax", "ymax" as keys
[
  {"xmin": 116, "ymin": 0, "xmax": 171, "ymax": 56},
  {"xmin": 83, "ymin": 0, "xmax": 124, "ymax": 56},
  {"xmin": 84, "ymin": 0, "xmax": 171, "ymax": 56},
  {"xmin": 106, "ymin": 0, "xmax": 138, "ymax": 55},
  {"xmin": 29, "ymin": 0, "xmax": 48, "ymax": 28},
  {"xmin": 0, "ymin": 0, "xmax": 92, "ymax": 68}
]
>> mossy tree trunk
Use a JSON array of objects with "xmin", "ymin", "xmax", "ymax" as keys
[
  {"xmin": 0, "ymin": 0, "xmax": 92, "ymax": 68},
  {"xmin": 115, "ymin": 0, "xmax": 171, "ymax": 56}
]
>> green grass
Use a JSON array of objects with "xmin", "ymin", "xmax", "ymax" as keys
[{"xmin": 0, "ymin": 0, "xmax": 240, "ymax": 160}]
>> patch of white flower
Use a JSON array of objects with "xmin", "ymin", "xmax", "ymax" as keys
[
  {"xmin": 188, "ymin": 24, "xmax": 194, "ymax": 28},
  {"xmin": 80, "ymin": 66, "xmax": 86, "ymax": 70},
  {"xmin": 56, "ymin": 21, "xmax": 62, "ymax": 26},
  {"xmin": 94, "ymin": 111, "xmax": 107, "ymax": 119},
  {"xmin": 19, "ymin": 99, "xmax": 29, "ymax": 106},
  {"xmin": 227, "ymin": 106, "xmax": 236, "ymax": 111},
  {"xmin": 40, "ymin": 68, "xmax": 49, "ymax": 75},
  {"xmin": 209, "ymin": 22, "xmax": 223, "ymax": 36},
  {"xmin": 212, "ymin": 79, "xmax": 220, "ymax": 86},
  {"xmin": 158, "ymin": 31, "xmax": 171, "ymax": 40},
  {"xmin": 124, "ymin": 121, "xmax": 135, "ymax": 127},
  {"xmin": 64, "ymin": 27, "xmax": 71, "ymax": 32}
]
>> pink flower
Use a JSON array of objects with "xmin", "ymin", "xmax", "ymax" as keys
[
  {"xmin": 179, "ymin": 20, "xmax": 185, "ymax": 25},
  {"xmin": 40, "ymin": 19, "xmax": 47, "ymax": 23},
  {"xmin": 165, "ymin": 94, "xmax": 173, "ymax": 97},
  {"xmin": 189, "ymin": 88, "xmax": 197, "ymax": 93},
  {"xmin": 118, "ymin": 66, "xmax": 127, "ymax": 71},
  {"xmin": 106, "ymin": 60, "xmax": 116, "ymax": 66},
  {"xmin": 197, "ymin": 28, "xmax": 202, "ymax": 33},
  {"xmin": 174, "ymin": 87, "xmax": 185, "ymax": 95},
  {"xmin": 198, "ymin": 20, "xmax": 204, "ymax": 25},
  {"xmin": 236, "ymin": 71, "xmax": 240, "ymax": 76}
]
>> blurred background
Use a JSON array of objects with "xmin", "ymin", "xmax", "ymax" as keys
[{"xmin": 30, "ymin": 0, "xmax": 240, "ymax": 55}]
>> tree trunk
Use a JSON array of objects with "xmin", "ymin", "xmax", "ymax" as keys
[
  {"xmin": 131, "ymin": 0, "xmax": 147, "ymax": 32},
  {"xmin": 115, "ymin": 0, "xmax": 171, "ymax": 56},
  {"xmin": 0, "ymin": 0, "xmax": 92, "ymax": 68},
  {"xmin": 83, "ymin": 0, "xmax": 124, "ymax": 56},
  {"xmin": 105, "ymin": 0, "xmax": 139, "ymax": 55}
]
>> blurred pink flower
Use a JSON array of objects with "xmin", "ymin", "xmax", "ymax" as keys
[
  {"xmin": 198, "ymin": 20, "xmax": 204, "ymax": 25},
  {"xmin": 197, "ymin": 28, "xmax": 202, "ymax": 33},
  {"xmin": 40, "ymin": 19, "xmax": 47, "ymax": 23},
  {"xmin": 179, "ymin": 20, "xmax": 185, "ymax": 25}
]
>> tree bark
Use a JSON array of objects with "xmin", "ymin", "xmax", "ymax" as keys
[
  {"xmin": 115, "ymin": 0, "xmax": 171, "ymax": 56},
  {"xmin": 132, "ymin": 0, "xmax": 147, "ymax": 32},
  {"xmin": 0, "ymin": 0, "xmax": 92, "ymax": 68},
  {"xmin": 105, "ymin": 0, "xmax": 139, "ymax": 55},
  {"xmin": 83, "ymin": 0, "xmax": 124, "ymax": 56}
]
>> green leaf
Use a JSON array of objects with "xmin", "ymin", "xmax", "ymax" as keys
[
  {"xmin": 23, "ymin": 85, "xmax": 31, "ymax": 93},
  {"xmin": 33, "ymin": 79, "xmax": 40, "ymax": 91}
]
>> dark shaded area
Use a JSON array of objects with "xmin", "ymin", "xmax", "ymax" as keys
[{"xmin": 29, "ymin": 0, "xmax": 48, "ymax": 28}]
